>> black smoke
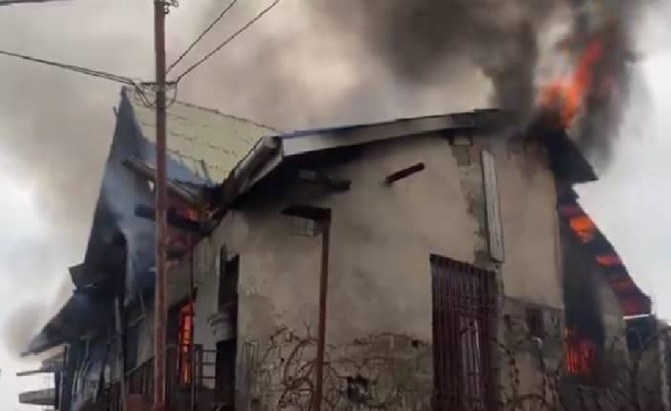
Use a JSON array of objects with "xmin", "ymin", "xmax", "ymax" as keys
[{"xmin": 314, "ymin": 0, "xmax": 644, "ymax": 165}]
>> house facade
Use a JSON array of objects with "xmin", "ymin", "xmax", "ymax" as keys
[{"xmin": 19, "ymin": 88, "xmax": 654, "ymax": 411}]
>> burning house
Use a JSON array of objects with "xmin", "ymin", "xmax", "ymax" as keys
[{"xmin": 17, "ymin": 76, "xmax": 655, "ymax": 411}]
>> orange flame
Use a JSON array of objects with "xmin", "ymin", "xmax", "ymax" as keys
[
  {"xmin": 569, "ymin": 215, "xmax": 596, "ymax": 243},
  {"xmin": 566, "ymin": 329, "xmax": 597, "ymax": 376},
  {"xmin": 541, "ymin": 37, "xmax": 606, "ymax": 128},
  {"xmin": 596, "ymin": 254, "xmax": 622, "ymax": 266}
]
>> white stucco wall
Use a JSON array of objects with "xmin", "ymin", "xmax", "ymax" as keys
[
  {"xmin": 494, "ymin": 142, "xmax": 563, "ymax": 308},
  {"xmin": 166, "ymin": 132, "xmax": 567, "ymax": 346},
  {"xmin": 181, "ymin": 134, "xmax": 483, "ymax": 348},
  {"xmin": 159, "ymin": 131, "xmax": 569, "ymax": 410}
]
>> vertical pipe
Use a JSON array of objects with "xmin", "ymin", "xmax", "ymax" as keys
[
  {"xmin": 153, "ymin": 0, "xmax": 168, "ymax": 408},
  {"xmin": 114, "ymin": 298, "xmax": 129, "ymax": 411},
  {"xmin": 313, "ymin": 219, "xmax": 331, "ymax": 411},
  {"xmin": 658, "ymin": 331, "xmax": 670, "ymax": 411},
  {"xmin": 189, "ymin": 233, "xmax": 196, "ymax": 411}
]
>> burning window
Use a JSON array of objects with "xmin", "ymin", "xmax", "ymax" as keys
[
  {"xmin": 566, "ymin": 328, "xmax": 598, "ymax": 377},
  {"xmin": 561, "ymin": 215, "xmax": 605, "ymax": 380},
  {"xmin": 178, "ymin": 302, "xmax": 194, "ymax": 385}
]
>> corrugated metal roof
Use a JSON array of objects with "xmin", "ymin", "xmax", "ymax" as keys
[
  {"xmin": 558, "ymin": 190, "xmax": 651, "ymax": 317},
  {"xmin": 124, "ymin": 87, "xmax": 277, "ymax": 184}
]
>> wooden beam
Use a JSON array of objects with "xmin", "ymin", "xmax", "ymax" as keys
[
  {"xmin": 134, "ymin": 204, "xmax": 206, "ymax": 234},
  {"xmin": 122, "ymin": 156, "xmax": 202, "ymax": 207},
  {"xmin": 298, "ymin": 170, "xmax": 351, "ymax": 191},
  {"xmin": 385, "ymin": 163, "xmax": 425, "ymax": 184}
]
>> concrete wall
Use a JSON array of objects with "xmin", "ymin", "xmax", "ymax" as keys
[
  {"xmin": 494, "ymin": 142, "xmax": 563, "ymax": 308},
  {"xmin": 162, "ymin": 131, "xmax": 567, "ymax": 410}
]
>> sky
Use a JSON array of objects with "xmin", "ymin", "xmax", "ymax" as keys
[{"xmin": 0, "ymin": 0, "xmax": 669, "ymax": 409}]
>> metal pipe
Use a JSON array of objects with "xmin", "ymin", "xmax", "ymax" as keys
[
  {"xmin": 114, "ymin": 298, "xmax": 129, "ymax": 411},
  {"xmin": 189, "ymin": 233, "xmax": 196, "ymax": 411},
  {"xmin": 153, "ymin": 0, "xmax": 168, "ymax": 409},
  {"xmin": 313, "ymin": 219, "xmax": 331, "ymax": 411}
]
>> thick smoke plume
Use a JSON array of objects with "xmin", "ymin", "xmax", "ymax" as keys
[
  {"xmin": 0, "ymin": 0, "xmax": 650, "ymax": 360},
  {"xmin": 314, "ymin": 0, "xmax": 644, "ymax": 165}
]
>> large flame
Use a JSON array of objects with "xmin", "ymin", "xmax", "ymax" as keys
[
  {"xmin": 540, "ymin": 35, "xmax": 606, "ymax": 128},
  {"xmin": 566, "ymin": 328, "xmax": 597, "ymax": 376}
]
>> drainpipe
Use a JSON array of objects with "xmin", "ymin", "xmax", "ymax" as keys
[
  {"xmin": 281, "ymin": 205, "xmax": 332, "ymax": 411},
  {"xmin": 659, "ymin": 330, "xmax": 670, "ymax": 411},
  {"xmin": 189, "ymin": 233, "xmax": 196, "ymax": 411},
  {"xmin": 114, "ymin": 298, "xmax": 128, "ymax": 411},
  {"xmin": 315, "ymin": 217, "xmax": 331, "ymax": 411}
]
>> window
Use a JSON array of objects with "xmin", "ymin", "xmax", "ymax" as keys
[
  {"xmin": 431, "ymin": 255, "xmax": 496, "ymax": 411},
  {"xmin": 526, "ymin": 306, "xmax": 545, "ymax": 339},
  {"xmin": 565, "ymin": 329, "xmax": 598, "ymax": 377},
  {"xmin": 178, "ymin": 302, "xmax": 194, "ymax": 385},
  {"xmin": 215, "ymin": 340, "xmax": 237, "ymax": 408},
  {"xmin": 218, "ymin": 253, "xmax": 240, "ymax": 310}
]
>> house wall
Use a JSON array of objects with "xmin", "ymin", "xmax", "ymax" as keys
[
  {"xmin": 164, "ymin": 131, "xmax": 564, "ymax": 411},
  {"xmin": 494, "ymin": 142, "xmax": 563, "ymax": 308},
  {"xmin": 598, "ymin": 271, "xmax": 626, "ymax": 345}
]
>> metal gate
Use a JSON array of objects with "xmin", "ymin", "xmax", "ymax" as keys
[{"xmin": 431, "ymin": 255, "xmax": 497, "ymax": 411}]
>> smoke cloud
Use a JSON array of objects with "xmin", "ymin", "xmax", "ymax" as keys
[
  {"xmin": 313, "ymin": 0, "xmax": 645, "ymax": 165},
  {"xmin": 1, "ymin": 301, "xmax": 48, "ymax": 357},
  {"xmin": 0, "ymin": 0, "xmax": 654, "ymax": 360}
]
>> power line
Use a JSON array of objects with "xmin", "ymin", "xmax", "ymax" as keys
[
  {"xmin": 167, "ymin": 0, "xmax": 239, "ymax": 74},
  {"xmin": 0, "ymin": 49, "xmax": 136, "ymax": 85},
  {"xmin": 174, "ymin": 0, "xmax": 282, "ymax": 83},
  {"xmin": 0, "ymin": 49, "xmax": 169, "ymax": 110}
]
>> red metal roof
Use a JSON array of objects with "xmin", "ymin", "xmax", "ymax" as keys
[{"xmin": 558, "ymin": 194, "xmax": 651, "ymax": 317}]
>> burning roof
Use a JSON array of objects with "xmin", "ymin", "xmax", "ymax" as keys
[
  {"xmin": 125, "ymin": 87, "xmax": 277, "ymax": 185},
  {"xmin": 23, "ymin": 88, "xmax": 276, "ymax": 356},
  {"xmin": 558, "ymin": 189, "xmax": 651, "ymax": 317}
]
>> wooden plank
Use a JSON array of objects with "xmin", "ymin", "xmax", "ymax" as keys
[
  {"xmin": 385, "ymin": 163, "xmax": 425, "ymax": 184},
  {"xmin": 481, "ymin": 150, "xmax": 505, "ymax": 262}
]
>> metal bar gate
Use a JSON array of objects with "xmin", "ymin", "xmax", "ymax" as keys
[{"xmin": 431, "ymin": 255, "xmax": 497, "ymax": 411}]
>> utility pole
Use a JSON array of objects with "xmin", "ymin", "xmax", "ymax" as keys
[{"xmin": 153, "ymin": 0, "xmax": 168, "ymax": 409}]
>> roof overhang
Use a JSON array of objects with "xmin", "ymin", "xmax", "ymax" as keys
[
  {"xmin": 215, "ymin": 109, "xmax": 510, "ymax": 214},
  {"xmin": 558, "ymin": 189, "xmax": 651, "ymax": 317},
  {"xmin": 22, "ymin": 291, "xmax": 114, "ymax": 356}
]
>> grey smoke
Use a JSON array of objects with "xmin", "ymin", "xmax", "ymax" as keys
[
  {"xmin": 0, "ymin": 0, "xmax": 654, "ymax": 355},
  {"xmin": 1, "ymin": 301, "xmax": 48, "ymax": 357},
  {"xmin": 312, "ymin": 0, "xmax": 644, "ymax": 164}
]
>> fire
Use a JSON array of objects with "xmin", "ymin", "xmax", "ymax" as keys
[
  {"xmin": 569, "ymin": 215, "xmax": 596, "ymax": 243},
  {"xmin": 540, "ymin": 36, "xmax": 606, "ymax": 128},
  {"xmin": 566, "ymin": 329, "xmax": 597, "ymax": 376},
  {"xmin": 595, "ymin": 254, "xmax": 622, "ymax": 266}
]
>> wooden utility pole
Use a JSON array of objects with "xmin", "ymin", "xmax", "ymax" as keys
[{"xmin": 153, "ymin": 0, "xmax": 168, "ymax": 408}]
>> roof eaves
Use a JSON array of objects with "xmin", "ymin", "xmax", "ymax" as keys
[
  {"xmin": 211, "ymin": 108, "xmax": 507, "ymax": 218},
  {"xmin": 280, "ymin": 108, "xmax": 508, "ymax": 157},
  {"xmin": 559, "ymin": 190, "xmax": 651, "ymax": 316}
]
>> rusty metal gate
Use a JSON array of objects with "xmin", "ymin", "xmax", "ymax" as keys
[{"xmin": 431, "ymin": 254, "xmax": 497, "ymax": 411}]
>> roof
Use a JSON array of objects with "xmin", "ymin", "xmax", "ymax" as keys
[
  {"xmin": 558, "ymin": 190, "xmax": 651, "ymax": 317},
  {"xmin": 18, "ymin": 388, "xmax": 56, "ymax": 407},
  {"xmin": 217, "ymin": 108, "xmax": 594, "ymax": 212},
  {"xmin": 25, "ymin": 102, "xmax": 597, "ymax": 356},
  {"xmin": 16, "ymin": 350, "xmax": 65, "ymax": 376},
  {"xmin": 124, "ymin": 86, "xmax": 277, "ymax": 184},
  {"xmin": 24, "ymin": 88, "xmax": 275, "ymax": 356},
  {"xmin": 280, "ymin": 108, "xmax": 506, "ymax": 156}
]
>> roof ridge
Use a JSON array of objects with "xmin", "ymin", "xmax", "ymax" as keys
[{"xmin": 121, "ymin": 86, "xmax": 278, "ymax": 133}]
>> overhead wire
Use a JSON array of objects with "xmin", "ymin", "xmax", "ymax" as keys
[
  {"xmin": 0, "ymin": 48, "xmax": 178, "ymax": 110},
  {"xmin": 174, "ymin": 0, "xmax": 282, "ymax": 83},
  {"xmin": 0, "ymin": 49, "xmax": 136, "ymax": 85},
  {"xmin": 166, "ymin": 0, "xmax": 239, "ymax": 74},
  {"xmin": 0, "ymin": 0, "xmax": 282, "ymax": 107}
]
